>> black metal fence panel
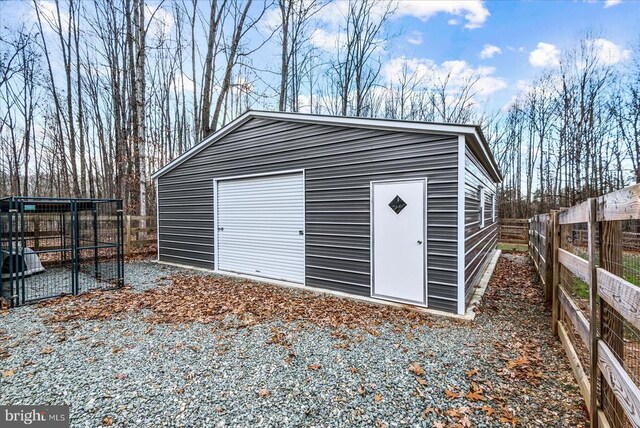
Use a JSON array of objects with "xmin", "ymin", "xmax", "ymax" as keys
[{"xmin": 0, "ymin": 197, "xmax": 124, "ymax": 307}]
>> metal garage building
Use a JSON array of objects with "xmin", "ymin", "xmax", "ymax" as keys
[{"xmin": 152, "ymin": 111, "xmax": 501, "ymax": 315}]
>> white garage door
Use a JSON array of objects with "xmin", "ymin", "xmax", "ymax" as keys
[{"xmin": 216, "ymin": 172, "xmax": 305, "ymax": 283}]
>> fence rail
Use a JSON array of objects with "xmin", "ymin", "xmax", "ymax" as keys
[
  {"xmin": 529, "ymin": 183, "xmax": 640, "ymax": 428},
  {"xmin": 498, "ymin": 218, "xmax": 529, "ymax": 243},
  {"xmin": 124, "ymin": 215, "xmax": 156, "ymax": 256}
]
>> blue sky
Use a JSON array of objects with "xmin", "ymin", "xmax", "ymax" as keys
[
  {"xmin": 381, "ymin": 0, "xmax": 639, "ymax": 110},
  {"xmin": 1, "ymin": 0, "xmax": 638, "ymax": 114}
]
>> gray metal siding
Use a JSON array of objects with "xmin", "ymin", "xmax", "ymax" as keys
[
  {"xmin": 464, "ymin": 143, "xmax": 498, "ymax": 303},
  {"xmin": 157, "ymin": 117, "xmax": 460, "ymax": 312}
]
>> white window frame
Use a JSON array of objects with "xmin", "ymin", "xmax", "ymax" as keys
[
  {"xmin": 492, "ymin": 193, "xmax": 496, "ymax": 222},
  {"xmin": 479, "ymin": 186, "xmax": 485, "ymax": 228}
]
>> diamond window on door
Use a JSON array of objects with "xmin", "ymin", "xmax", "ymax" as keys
[{"xmin": 388, "ymin": 195, "xmax": 407, "ymax": 214}]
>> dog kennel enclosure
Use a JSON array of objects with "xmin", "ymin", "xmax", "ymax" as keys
[{"xmin": 0, "ymin": 197, "xmax": 124, "ymax": 307}]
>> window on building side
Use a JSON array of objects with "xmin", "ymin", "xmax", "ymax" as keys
[{"xmin": 479, "ymin": 187, "xmax": 485, "ymax": 228}]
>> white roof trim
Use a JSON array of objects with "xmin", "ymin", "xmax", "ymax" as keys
[{"xmin": 152, "ymin": 110, "xmax": 501, "ymax": 181}]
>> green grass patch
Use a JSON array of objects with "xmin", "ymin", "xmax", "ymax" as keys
[
  {"xmin": 571, "ymin": 247, "xmax": 640, "ymax": 287},
  {"xmin": 571, "ymin": 277, "xmax": 590, "ymax": 299},
  {"xmin": 498, "ymin": 242, "xmax": 528, "ymax": 252}
]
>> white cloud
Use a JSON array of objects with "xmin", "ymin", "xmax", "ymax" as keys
[
  {"xmin": 529, "ymin": 42, "xmax": 560, "ymax": 67},
  {"xmin": 146, "ymin": 5, "xmax": 174, "ymax": 39},
  {"xmin": 258, "ymin": 7, "xmax": 287, "ymax": 35},
  {"xmin": 479, "ymin": 44, "xmax": 501, "ymax": 59},
  {"xmin": 407, "ymin": 31, "xmax": 423, "ymax": 45},
  {"xmin": 395, "ymin": 0, "xmax": 490, "ymax": 29},
  {"xmin": 604, "ymin": 0, "xmax": 622, "ymax": 8},
  {"xmin": 29, "ymin": 1, "xmax": 69, "ymax": 35},
  {"xmin": 310, "ymin": 26, "xmax": 386, "ymax": 55},
  {"xmin": 382, "ymin": 56, "xmax": 507, "ymax": 96},
  {"xmin": 312, "ymin": 3, "xmax": 389, "ymax": 53},
  {"xmin": 589, "ymin": 38, "xmax": 631, "ymax": 65},
  {"xmin": 315, "ymin": 1, "xmax": 396, "ymax": 27},
  {"xmin": 310, "ymin": 28, "xmax": 342, "ymax": 51},
  {"xmin": 448, "ymin": 18, "xmax": 460, "ymax": 26},
  {"xmin": 314, "ymin": 2, "xmax": 349, "ymax": 27}
]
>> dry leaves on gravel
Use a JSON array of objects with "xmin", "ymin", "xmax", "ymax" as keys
[{"xmin": 46, "ymin": 274, "xmax": 439, "ymax": 332}]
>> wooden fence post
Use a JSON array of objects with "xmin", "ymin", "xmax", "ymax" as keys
[
  {"xmin": 600, "ymin": 220, "xmax": 624, "ymax": 428},
  {"xmin": 545, "ymin": 214, "xmax": 553, "ymax": 302},
  {"xmin": 551, "ymin": 210, "xmax": 560, "ymax": 336},
  {"xmin": 587, "ymin": 198, "xmax": 599, "ymax": 428},
  {"xmin": 528, "ymin": 218, "xmax": 532, "ymax": 259},
  {"xmin": 536, "ymin": 215, "xmax": 541, "ymax": 271}
]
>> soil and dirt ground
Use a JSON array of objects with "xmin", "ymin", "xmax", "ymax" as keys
[{"xmin": 0, "ymin": 254, "xmax": 588, "ymax": 427}]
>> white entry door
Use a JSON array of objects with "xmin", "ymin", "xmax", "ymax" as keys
[
  {"xmin": 216, "ymin": 172, "xmax": 305, "ymax": 283},
  {"xmin": 371, "ymin": 179, "xmax": 426, "ymax": 305}
]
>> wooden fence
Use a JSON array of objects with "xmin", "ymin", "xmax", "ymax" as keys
[
  {"xmin": 528, "ymin": 214, "xmax": 553, "ymax": 300},
  {"xmin": 498, "ymin": 218, "xmax": 529, "ymax": 243},
  {"xmin": 569, "ymin": 229, "xmax": 640, "ymax": 250},
  {"xmin": 529, "ymin": 183, "xmax": 640, "ymax": 428},
  {"xmin": 125, "ymin": 215, "xmax": 156, "ymax": 256}
]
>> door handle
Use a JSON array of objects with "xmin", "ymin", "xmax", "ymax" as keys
[{"xmin": 417, "ymin": 240, "xmax": 422, "ymax": 245}]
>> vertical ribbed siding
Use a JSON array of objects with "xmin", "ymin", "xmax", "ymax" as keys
[
  {"xmin": 157, "ymin": 117, "xmax": 460, "ymax": 313},
  {"xmin": 464, "ymin": 144, "xmax": 498, "ymax": 302}
]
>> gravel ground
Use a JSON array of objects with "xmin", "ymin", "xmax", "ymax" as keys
[{"xmin": 0, "ymin": 256, "xmax": 587, "ymax": 427}]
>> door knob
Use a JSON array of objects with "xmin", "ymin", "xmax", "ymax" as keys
[{"xmin": 417, "ymin": 240, "xmax": 422, "ymax": 245}]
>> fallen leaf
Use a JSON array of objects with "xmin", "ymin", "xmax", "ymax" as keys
[
  {"xmin": 374, "ymin": 393, "xmax": 382, "ymax": 403},
  {"xmin": 409, "ymin": 362, "xmax": 425, "ymax": 376},
  {"xmin": 102, "ymin": 416, "xmax": 114, "ymax": 426},
  {"xmin": 459, "ymin": 415, "xmax": 472, "ymax": 427},
  {"xmin": 507, "ymin": 355, "xmax": 529, "ymax": 369},
  {"xmin": 308, "ymin": 364, "xmax": 321, "ymax": 371},
  {"xmin": 466, "ymin": 382, "xmax": 484, "ymax": 401},
  {"xmin": 415, "ymin": 376, "xmax": 428, "ymax": 386},
  {"xmin": 481, "ymin": 405, "xmax": 495, "ymax": 416},
  {"xmin": 465, "ymin": 368, "xmax": 479, "ymax": 377},
  {"xmin": 466, "ymin": 391, "xmax": 484, "ymax": 401},
  {"xmin": 357, "ymin": 385, "xmax": 366, "ymax": 395},
  {"xmin": 445, "ymin": 388, "xmax": 461, "ymax": 399},
  {"xmin": 432, "ymin": 422, "xmax": 446, "ymax": 428},
  {"xmin": 415, "ymin": 386, "xmax": 426, "ymax": 398},
  {"xmin": 458, "ymin": 406, "xmax": 471, "ymax": 415},
  {"xmin": 41, "ymin": 347, "xmax": 54, "ymax": 355},
  {"xmin": 499, "ymin": 406, "xmax": 520, "ymax": 426},
  {"xmin": 423, "ymin": 407, "xmax": 438, "ymax": 416},
  {"xmin": 445, "ymin": 408, "xmax": 461, "ymax": 418},
  {"xmin": 2, "ymin": 369, "xmax": 15, "ymax": 377},
  {"xmin": 257, "ymin": 388, "xmax": 270, "ymax": 398},
  {"xmin": 350, "ymin": 367, "xmax": 359, "ymax": 374}
]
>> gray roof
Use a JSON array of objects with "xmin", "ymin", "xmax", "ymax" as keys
[{"xmin": 152, "ymin": 110, "xmax": 502, "ymax": 182}]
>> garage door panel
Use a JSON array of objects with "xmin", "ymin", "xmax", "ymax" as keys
[{"xmin": 216, "ymin": 173, "xmax": 305, "ymax": 283}]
